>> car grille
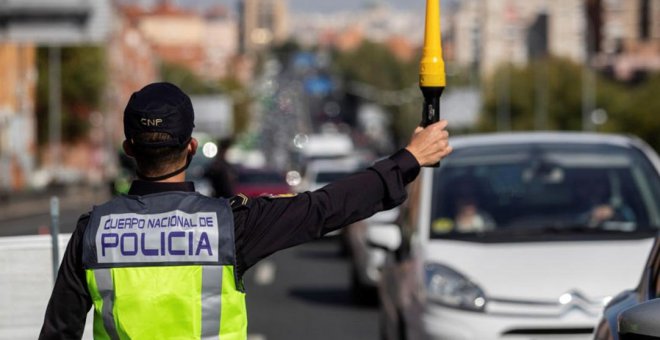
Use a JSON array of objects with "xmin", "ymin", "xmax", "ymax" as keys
[
  {"xmin": 487, "ymin": 295, "xmax": 604, "ymax": 318},
  {"xmin": 503, "ymin": 328, "xmax": 594, "ymax": 335},
  {"xmin": 500, "ymin": 328, "xmax": 594, "ymax": 340}
]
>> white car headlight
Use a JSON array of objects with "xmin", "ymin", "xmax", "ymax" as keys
[{"xmin": 424, "ymin": 263, "xmax": 487, "ymax": 312}]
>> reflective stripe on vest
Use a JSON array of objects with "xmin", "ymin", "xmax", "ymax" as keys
[{"xmin": 82, "ymin": 193, "xmax": 246, "ymax": 340}]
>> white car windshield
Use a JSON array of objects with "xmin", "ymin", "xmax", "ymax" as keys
[{"xmin": 430, "ymin": 143, "xmax": 660, "ymax": 239}]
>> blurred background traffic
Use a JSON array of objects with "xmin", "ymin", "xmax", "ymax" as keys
[{"xmin": 1, "ymin": 0, "xmax": 660, "ymax": 339}]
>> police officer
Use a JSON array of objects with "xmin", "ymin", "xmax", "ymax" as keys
[{"xmin": 39, "ymin": 82, "xmax": 452, "ymax": 339}]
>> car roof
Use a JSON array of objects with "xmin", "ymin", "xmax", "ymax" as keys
[
  {"xmin": 448, "ymin": 132, "xmax": 660, "ymax": 172},
  {"xmin": 305, "ymin": 158, "xmax": 362, "ymax": 172},
  {"xmin": 301, "ymin": 133, "xmax": 354, "ymax": 157},
  {"xmin": 450, "ymin": 132, "xmax": 640, "ymax": 149}
]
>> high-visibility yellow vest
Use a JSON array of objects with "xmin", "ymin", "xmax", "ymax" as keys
[{"xmin": 82, "ymin": 192, "xmax": 247, "ymax": 339}]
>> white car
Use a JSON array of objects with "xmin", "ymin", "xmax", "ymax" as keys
[
  {"xmin": 298, "ymin": 158, "xmax": 363, "ymax": 237},
  {"xmin": 374, "ymin": 133, "xmax": 660, "ymax": 340},
  {"xmin": 298, "ymin": 158, "xmax": 362, "ymax": 192},
  {"xmin": 345, "ymin": 207, "xmax": 400, "ymax": 302}
]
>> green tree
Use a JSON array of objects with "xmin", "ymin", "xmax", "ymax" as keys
[
  {"xmin": 599, "ymin": 73, "xmax": 660, "ymax": 151},
  {"xmin": 160, "ymin": 62, "xmax": 219, "ymax": 94},
  {"xmin": 160, "ymin": 62, "xmax": 252, "ymax": 135},
  {"xmin": 480, "ymin": 56, "xmax": 660, "ymax": 151},
  {"xmin": 332, "ymin": 41, "xmax": 421, "ymax": 145},
  {"xmin": 218, "ymin": 77, "xmax": 251, "ymax": 135},
  {"xmin": 36, "ymin": 46, "xmax": 107, "ymax": 144},
  {"xmin": 480, "ymin": 57, "xmax": 585, "ymax": 131},
  {"xmin": 271, "ymin": 40, "xmax": 303, "ymax": 66}
]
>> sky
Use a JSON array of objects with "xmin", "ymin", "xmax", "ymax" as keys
[
  {"xmin": 283, "ymin": 0, "xmax": 425, "ymax": 13},
  {"xmin": 128, "ymin": 0, "xmax": 466, "ymax": 15},
  {"xmin": 164, "ymin": 0, "xmax": 427, "ymax": 14}
]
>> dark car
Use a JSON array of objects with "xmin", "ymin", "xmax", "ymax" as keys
[{"xmin": 234, "ymin": 167, "xmax": 291, "ymax": 198}]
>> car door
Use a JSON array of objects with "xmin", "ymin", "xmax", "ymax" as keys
[{"xmin": 642, "ymin": 236, "xmax": 660, "ymax": 301}]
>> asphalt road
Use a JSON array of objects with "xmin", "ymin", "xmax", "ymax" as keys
[
  {"xmin": 245, "ymin": 238, "xmax": 379, "ymax": 340},
  {"xmin": 0, "ymin": 186, "xmax": 108, "ymax": 237},
  {"xmin": 0, "ymin": 206, "xmax": 90, "ymax": 237}
]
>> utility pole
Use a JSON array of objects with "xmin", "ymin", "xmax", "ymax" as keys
[
  {"xmin": 50, "ymin": 197, "xmax": 60, "ymax": 284},
  {"xmin": 498, "ymin": 1, "xmax": 517, "ymax": 132},
  {"xmin": 48, "ymin": 46, "xmax": 62, "ymax": 175},
  {"xmin": 582, "ymin": 0, "xmax": 598, "ymax": 132},
  {"xmin": 497, "ymin": 65, "xmax": 511, "ymax": 131},
  {"xmin": 531, "ymin": 6, "xmax": 549, "ymax": 131},
  {"xmin": 534, "ymin": 59, "xmax": 549, "ymax": 130}
]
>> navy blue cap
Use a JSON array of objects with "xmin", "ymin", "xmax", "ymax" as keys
[{"xmin": 123, "ymin": 82, "xmax": 195, "ymax": 147}]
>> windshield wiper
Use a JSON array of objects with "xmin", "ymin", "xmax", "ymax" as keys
[
  {"xmin": 432, "ymin": 223, "xmax": 654, "ymax": 239},
  {"xmin": 538, "ymin": 224, "xmax": 623, "ymax": 234},
  {"xmin": 489, "ymin": 224, "xmax": 630, "ymax": 235}
]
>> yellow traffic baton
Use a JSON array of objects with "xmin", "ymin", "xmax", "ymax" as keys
[
  {"xmin": 420, "ymin": 0, "xmax": 446, "ymax": 126},
  {"xmin": 419, "ymin": 0, "xmax": 446, "ymax": 167}
]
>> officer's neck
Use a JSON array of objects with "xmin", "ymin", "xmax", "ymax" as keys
[{"xmin": 156, "ymin": 171, "xmax": 187, "ymax": 183}]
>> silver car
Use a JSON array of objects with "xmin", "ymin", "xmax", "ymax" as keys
[{"xmin": 345, "ymin": 207, "xmax": 399, "ymax": 302}]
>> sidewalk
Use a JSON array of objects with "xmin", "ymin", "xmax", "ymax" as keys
[{"xmin": 0, "ymin": 184, "xmax": 110, "ymax": 221}]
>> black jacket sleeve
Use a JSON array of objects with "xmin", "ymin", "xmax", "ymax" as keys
[
  {"xmin": 39, "ymin": 214, "xmax": 93, "ymax": 340},
  {"xmin": 233, "ymin": 149, "xmax": 420, "ymax": 276}
]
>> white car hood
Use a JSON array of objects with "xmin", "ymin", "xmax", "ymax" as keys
[{"xmin": 424, "ymin": 238, "xmax": 655, "ymax": 301}]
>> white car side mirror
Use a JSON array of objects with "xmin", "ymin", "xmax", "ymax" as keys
[
  {"xmin": 366, "ymin": 224, "xmax": 402, "ymax": 252},
  {"xmin": 367, "ymin": 207, "xmax": 400, "ymax": 225}
]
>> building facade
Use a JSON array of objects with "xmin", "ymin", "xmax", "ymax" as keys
[
  {"xmin": 204, "ymin": 7, "xmax": 239, "ymax": 79},
  {"xmin": 239, "ymin": 0, "xmax": 289, "ymax": 53},
  {"xmin": 106, "ymin": 7, "xmax": 159, "ymax": 150},
  {"xmin": 598, "ymin": 0, "xmax": 660, "ymax": 80},
  {"xmin": 0, "ymin": 44, "xmax": 37, "ymax": 192},
  {"xmin": 121, "ymin": 1, "xmax": 238, "ymax": 80},
  {"xmin": 453, "ymin": 0, "xmax": 660, "ymax": 79},
  {"xmin": 453, "ymin": 0, "xmax": 585, "ymax": 77}
]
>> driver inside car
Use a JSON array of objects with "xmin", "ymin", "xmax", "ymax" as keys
[{"xmin": 573, "ymin": 171, "xmax": 636, "ymax": 227}]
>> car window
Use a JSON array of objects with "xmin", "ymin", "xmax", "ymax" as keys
[{"xmin": 430, "ymin": 143, "xmax": 660, "ymax": 239}]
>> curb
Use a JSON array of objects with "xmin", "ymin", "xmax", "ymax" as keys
[{"xmin": 0, "ymin": 185, "xmax": 110, "ymax": 222}]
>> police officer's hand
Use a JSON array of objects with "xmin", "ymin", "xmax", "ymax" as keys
[{"xmin": 405, "ymin": 120, "xmax": 452, "ymax": 167}]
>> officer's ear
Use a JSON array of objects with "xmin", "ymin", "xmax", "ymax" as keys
[
  {"xmin": 122, "ymin": 140, "xmax": 135, "ymax": 158},
  {"xmin": 188, "ymin": 138, "xmax": 198, "ymax": 156}
]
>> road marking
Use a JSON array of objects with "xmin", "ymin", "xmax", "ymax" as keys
[{"xmin": 254, "ymin": 261, "xmax": 276, "ymax": 286}]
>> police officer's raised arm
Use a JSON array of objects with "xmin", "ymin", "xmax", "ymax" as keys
[{"xmin": 234, "ymin": 121, "xmax": 452, "ymax": 275}]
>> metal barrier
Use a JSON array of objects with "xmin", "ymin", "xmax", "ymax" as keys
[{"xmin": 0, "ymin": 234, "xmax": 93, "ymax": 340}]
